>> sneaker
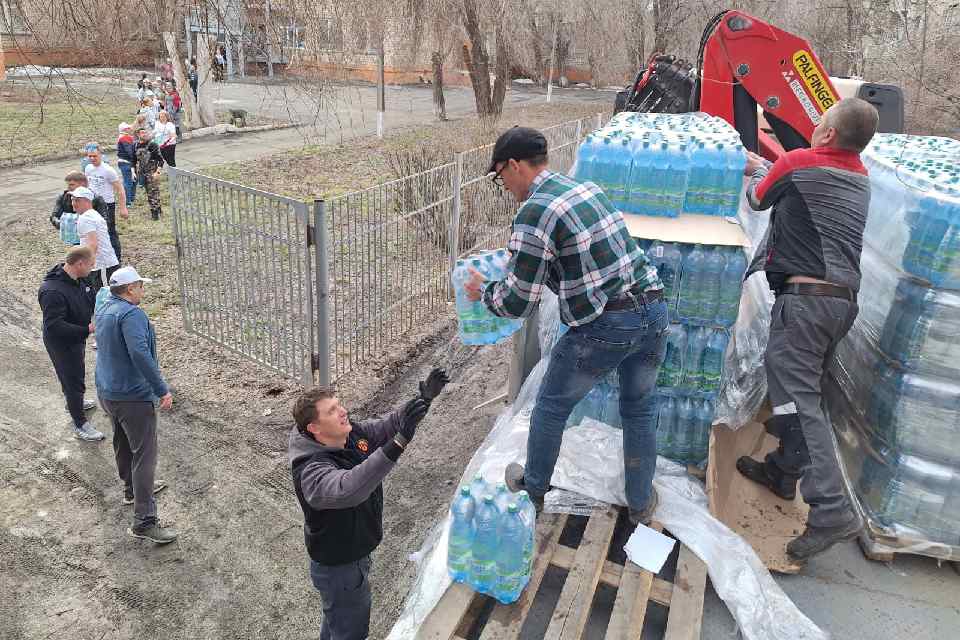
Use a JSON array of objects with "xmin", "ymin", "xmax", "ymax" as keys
[
  {"xmin": 127, "ymin": 523, "xmax": 178, "ymax": 545},
  {"xmin": 504, "ymin": 463, "xmax": 545, "ymax": 513},
  {"xmin": 736, "ymin": 456, "xmax": 797, "ymax": 501},
  {"xmin": 122, "ymin": 480, "xmax": 168, "ymax": 505},
  {"xmin": 66, "ymin": 399, "xmax": 98, "ymax": 412},
  {"xmin": 73, "ymin": 422, "xmax": 105, "ymax": 441},
  {"xmin": 628, "ymin": 487, "xmax": 660, "ymax": 526},
  {"xmin": 787, "ymin": 518, "xmax": 863, "ymax": 561}
]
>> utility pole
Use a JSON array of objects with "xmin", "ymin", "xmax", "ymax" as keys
[
  {"xmin": 377, "ymin": 41, "xmax": 386, "ymax": 138},
  {"xmin": 546, "ymin": 12, "xmax": 560, "ymax": 103},
  {"xmin": 265, "ymin": 0, "xmax": 275, "ymax": 78}
]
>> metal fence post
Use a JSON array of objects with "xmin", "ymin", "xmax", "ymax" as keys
[
  {"xmin": 449, "ymin": 152, "xmax": 464, "ymax": 275},
  {"xmin": 166, "ymin": 166, "xmax": 192, "ymax": 333},
  {"xmin": 313, "ymin": 199, "xmax": 331, "ymax": 386},
  {"xmin": 596, "ymin": 112, "xmax": 602, "ymax": 130},
  {"xmin": 575, "ymin": 119, "xmax": 583, "ymax": 142}
]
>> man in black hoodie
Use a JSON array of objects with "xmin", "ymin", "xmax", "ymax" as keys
[
  {"xmin": 38, "ymin": 245, "xmax": 104, "ymax": 441},
  {"xmin": 288, "ymin": 368, "xmax": 449, "ymax": 640}
]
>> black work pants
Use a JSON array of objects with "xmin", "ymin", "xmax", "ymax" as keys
[
  {"xmin": 160, "ymin": 144, "xmax": 176, "ymax": 167},
  {"xmin": 43, "ymin": 337, "xmax": 86, "ymax": 429},
  {"xmin": 103, "ymin": 202, "xmax": 122, "ymax": 263}
]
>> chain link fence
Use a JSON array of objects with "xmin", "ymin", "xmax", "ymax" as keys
[{"xmin": 169, "ymin": 112, "xmax": 608, "ymax": 384}]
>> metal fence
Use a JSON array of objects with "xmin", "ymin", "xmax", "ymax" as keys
[
  {"xmin": 168, "ymin": 112, "xmax": 607, "ymax": 384},
  {"xmin": 168, "ymin": 169, "xmax": 319, "ymax": 384}
]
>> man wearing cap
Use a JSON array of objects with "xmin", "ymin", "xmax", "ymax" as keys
[
  {"xmin": 51, "ymin": 171, "xmax": 108, "ymax": 239},
  {"xmin": 72, "ymin": 186, "xmax": 120, "ymax": 292},
  {"xmin": 38, "ymin": 245, "xmax": 104, "ymax": 441},
  {"xmin": 464, "ymin": 126, "xmax": 668, "ymax": 525},
  {"xmin": 84, "ymin": 144, "xmax": 127, "ymax": 262},
  {"xmin": 95, "ymin": 266, "xmax": 177, "ymax": 544}
]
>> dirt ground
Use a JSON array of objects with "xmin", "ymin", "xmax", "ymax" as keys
[{"xmin": 0, "ymin": 277, "xmax": 511, "ymax": 639}]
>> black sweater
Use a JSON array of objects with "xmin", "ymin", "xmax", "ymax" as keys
[{"xmin": 37, "ymin": 264, "xmax": 94, "ymax": 344}]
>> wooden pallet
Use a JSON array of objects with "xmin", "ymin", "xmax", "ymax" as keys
[
  {"xmin": 415, "ymin": 505, "xmax": 707, "ymax": 640},
  {"xmin": 857, "ymin": 525, "xmax": 960, "ymax": 564}
]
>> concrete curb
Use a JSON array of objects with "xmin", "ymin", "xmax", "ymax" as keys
[{"xmin": 3, "ymin": 121, "xmax": 301, "ymax": 170}]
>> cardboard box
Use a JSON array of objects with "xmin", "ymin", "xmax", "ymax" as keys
[{"xmin": 622, "ymin": 212, "xmax": 750, "ymax": 248}]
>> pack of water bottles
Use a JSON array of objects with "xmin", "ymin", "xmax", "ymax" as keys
[
  {"xmin": 452, "ymin": 249, "xmax": 524, "ymax": 346},
  {"xmin": 825, "ymin": 133, "xmax": 960, "ymax": 551},
  {"xmin": 572, "ymin": 112, "xmax": 746, "ymax": 218},
  {"xmin": 446, "ymin": 474, "xmax": 536, "ymax": 604}
]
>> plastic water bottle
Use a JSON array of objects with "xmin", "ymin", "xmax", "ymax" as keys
[
  {"xmin": 648, "ymin": 241, "xmax": 682, "ymax": 320},
  {"xmin": 657, "ymin": 324, "xmax": 686, "ymax": 389},
  {"xmin": 706, "ymin": 144, "xmax": 727, "ymax": 215},
  {"xmin": 650, "ymin": 143, "xmax": 670, "ymax": 216},
  {"xmin": 493, "ymin": 482, "xmax": 512, "ymax": 515},
  {"xmin": 656, "ymin": 394, "xmax": 678, "ymax": 459},
  {"xmin": 447, "ymin": 486, "xmax": 476, "ymax": 582},
  {"xmin": 692, "ymin": 398, "xmax": 715, "ymax": 462},
  {"xmin": 610, "ymin": 137, "xmax": 633, "ymax": 211},
  {"xmin": 716, "ymin": 247, "xmax": 746, "ymax": 326},
  {"xmin": 722, "ymin": 145, "xmax": 746, "ymax": 216},
  {"xmin": 682, "ymin": 326, "xmax": 708, "ymax": 391},
  {"xmin": 674, "ymin": 396, "xmax": 696, "ymax": 462},
  {"xmin": 493, "ymin": 504, "xmax": 530, "ymax": 604},
  {"xmin": 628, "ymin": 141, "xmax": 653, "ymax": 215},
  {"xmin": 595, "ymin": 137, "xmax": 616, "ymax": 197},
  {"xmin": 678, "ymin": 244, "xmax": 705, "ymax": 323},
  {"xmin": 573, "ymin": 135, "xmax": 597, "ymax": 182},
  {"xmin": 470, "ymin": 473, "xmax": 489, "ymax": 502},
  {"xmin": 94, "ymin": 286, "xmax": 111, "ymax": 314},
  {"xmin": 700, "ymin": 329, "xmax": 729, "ymax": 393},
  {"xmin": 700, "ymin": 247, "xmax": 725, "ymax": 323},
  {"xmin": 517, "ymin": 491, "xmax": 537, "ymax": 571},
  {"xmin": 668, "ymin": 143, "xmax": 690, "ymax": 217},
  {"xmin": 453, "ymin": 260, "xmax": 479, "ymax": 344},
  {"xmin": 469, "ymin": 495, "xmax": 500, "ymax": 594},
  {"xmin": 685, "ymin": 142, "xmax": 710, "ymax": 214}
]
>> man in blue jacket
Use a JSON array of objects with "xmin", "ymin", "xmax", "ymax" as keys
[{"xmin": 95, "ymin": 266, "xmax": 177, "ymax": 544}]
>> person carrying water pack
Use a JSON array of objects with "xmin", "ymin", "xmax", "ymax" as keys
[{"xmin": 737, "ymin": 97, "xmax": 879, "ymax": 562}]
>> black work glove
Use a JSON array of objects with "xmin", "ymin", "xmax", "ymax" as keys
[
  {"xmin": 383, "ymin": 397, "xmax": 429, "ymax": 462},
  {"xmin": 418, "ymin": 367, "xmax": 450, "ymax": 404}
]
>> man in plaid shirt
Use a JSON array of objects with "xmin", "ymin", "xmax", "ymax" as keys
[{"xmin": 465, "ymin": 127, "xmax": 667, "ymax": 525}]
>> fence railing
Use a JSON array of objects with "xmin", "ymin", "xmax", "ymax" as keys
[{"xmin": 168, "ymin": 112, "xmax": 607, "ymax": 384}]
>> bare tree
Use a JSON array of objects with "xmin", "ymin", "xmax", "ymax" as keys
[{"xmin": 459, "ymin": 0, "xmax": 510, "ymax": 122}]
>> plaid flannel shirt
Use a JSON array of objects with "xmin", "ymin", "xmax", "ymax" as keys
[{"xmin": 482, "ymin": 170, "xmax": 662, "ymax": 327}]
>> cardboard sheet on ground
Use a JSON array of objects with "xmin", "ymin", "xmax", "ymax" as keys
[
  {"xmin": 623, "ymin": 523, "xmax": 676, "ymax": 573},
  {"xmin": 707, "ymin": 421, "xmax": 808, "ymax": 574}
]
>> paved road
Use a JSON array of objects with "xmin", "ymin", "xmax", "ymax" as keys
[{"xmin": 0, "ymin": 81, "xmax": 610, "ymax": 230}]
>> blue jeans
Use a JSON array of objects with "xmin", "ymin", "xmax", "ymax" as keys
[
  {"xmin": 526, "ymin": 299, "xmax": 669, "ymax": 511},
  {"xmin": 119, "ymin": 161, "xmax": 136, "ymax": 205}
]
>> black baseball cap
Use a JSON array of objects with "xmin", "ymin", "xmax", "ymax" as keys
[{"xmin": 487, "ymin": 126, "xmax": 549, "ymax": 173}]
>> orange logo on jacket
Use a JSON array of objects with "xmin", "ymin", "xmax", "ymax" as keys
[{"xmin": 356, "ymin": 439, "xmax": 369, "ymax": 453}]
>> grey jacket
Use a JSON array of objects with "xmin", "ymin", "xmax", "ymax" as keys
[{"xmin": 287, "ymin": 410, "xmax": 403, "ymax": 510}]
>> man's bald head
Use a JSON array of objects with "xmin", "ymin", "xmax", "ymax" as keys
[{"xmin": 818, "ymin": 98, "xmax": 879, "ymax": 153}]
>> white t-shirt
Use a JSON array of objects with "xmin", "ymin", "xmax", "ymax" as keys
[
  {"xmin": 157, "ymin": 121, "xmax": 177, "ymax": 147},
  {"xmin": 77, "ymin": 210, "xmax": 119, "ymax": 270},
  {"xmin": 84, "ymin": 162, "xmax": 120, "ymax": 204}
]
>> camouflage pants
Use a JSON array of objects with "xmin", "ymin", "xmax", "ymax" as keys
[{"xmin": 143, "ymin": 161, "xmax": 162, "ymax": 219}]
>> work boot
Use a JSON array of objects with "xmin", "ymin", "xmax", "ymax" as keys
[
  {"xmin": 127, "ymin": 523, "xmax": 179, "ymax": 545},
  {"xmin": 787, "ymin": 518, "xmax": 863, "ymax": 562},
  {"xmin": 73, "ymin": 422, "xmax": 105, "ymax": 442},
  {"xmin": 628, "ymin": 487, "xmax": 660, "ymax": 526},
  {"xmin": 504, "ymin": 463, "xmax": 544, "ymax": 513},
  {"xmin": 122, "ymin": 480, "xmax": 168, "ymax": 505},
  {"xmin": 736, "ymin": 456, "xmax": 797, "ymax": 501}
]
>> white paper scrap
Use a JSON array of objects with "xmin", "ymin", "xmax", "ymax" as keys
[{"xmin": 623, "ymin": 524, "xmax": 677, "ymax": 574}]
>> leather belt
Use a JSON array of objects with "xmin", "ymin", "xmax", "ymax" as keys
[
  {"xmin": 778, "ymin": 282, "xmax": 855, "ymax": 301},
  {"xmin": 605, "ymin": 287, "xmax": 664, "ymax": 311}
]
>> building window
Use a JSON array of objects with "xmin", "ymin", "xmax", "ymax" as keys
[{"xmin": 0, "ymin": 0, "xmax": 29, "ymax": 35}]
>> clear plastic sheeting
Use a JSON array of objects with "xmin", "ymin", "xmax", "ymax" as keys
[
  {"xmin": 386, "ymin": 331, "xmax": 826, "ymax": 640},
  {"xmin": 826, "ymin": 133, "xmax": 960, "ymax": 555}
]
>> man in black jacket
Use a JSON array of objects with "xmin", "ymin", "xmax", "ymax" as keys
[
  {"xmin": 288, "ymin": 368, "xmax": 449, "ymax": 640},
  {"xmin": 38, "ymin": 245, "xmax": 104, "ymax": 441},
  {"xmin": 51, "ymin": 171, "xmax": 108, "ymax": 237}
]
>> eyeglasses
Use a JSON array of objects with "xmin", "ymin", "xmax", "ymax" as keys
[{"xmin": 490, "ymin": 164, "xmax": 506, "ymax": 188}]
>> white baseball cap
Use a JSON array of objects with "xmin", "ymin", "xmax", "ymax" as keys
[
  {"xmin": 68, "ymin": 186, "xmax": 96, "ymax": 200},
  {"xmin": 109, "ymin": 266, "xmax": 154, "ymax": 287}
]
